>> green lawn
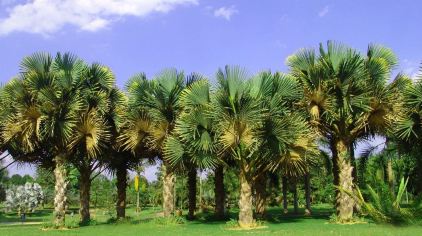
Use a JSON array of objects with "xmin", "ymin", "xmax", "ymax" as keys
[{"xmin": 1, "ymin": 205, "xmax": 422, "ymax": 236}]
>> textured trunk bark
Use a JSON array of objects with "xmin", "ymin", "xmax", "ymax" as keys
[
  {"xmin": 293, "ymin": 182, "xmax": 298, "ymax": 214},
  {"xmin": 79, "ymin": 169, "xmax": 91, "ymax": 223},
  {"xmin": 54, "ymin": 155, "xmax": 68, "ymax": 227},
  {"xmin": 187, "ymin": 167, "xmax": 197, "ymax": 220},
  {"xmin": 214, "ymin": 165, "xmax": 225, "ymax": 219},
  {"xmin": 162, "ymin": 163, "xmax": 175, "ymax": 217},
  {"xmin": 254, "ymin": 174, "xmax": 267, "ymax": 218},
  {"xmin": 304, "ymin": 173, "xmax": 311, "ymax": 216},
  {"xmin": 349, "ymin": 144, "xmax": 358, "ymax": 185},
  {"xmin": 336, "ymin": 141, "xmax": 355, "ymax": 222},
  {"xmin": 282, "ymin": 176, "xmax": 288, "ymax": 214},
  {"xmin": 116, "ymin": 166, "xmax": 127, "ymax": 219},
  {"xmin": 238, "ymin": 170, "xmax": 254, "ymax": 227},
  {"xmin": 330, "ymin": 140, "xmax": 340, "ymax": 188}
]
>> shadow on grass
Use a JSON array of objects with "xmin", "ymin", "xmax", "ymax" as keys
[
  {"xmin": 185, "ymin": 206, "xmax": 334, "ymax": 225},
  {"xmin": 188, "ymin": 211, "xmax": 236, "ymax": 225},
  {"xmin": 0, "ymin": 209, "xmax": 52, "ymax": 223},
  {"xmin": 0, "ymin": 205, "xmax": 336, "ymax": 228},
  {"xmin": 263, "ymin": 207, "xmax": 333, "ymax": 224}
]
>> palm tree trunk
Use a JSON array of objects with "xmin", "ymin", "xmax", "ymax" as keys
[
  {"xmin": 162, "ymin": 163, "xmax": 175, "ymax": 217},
  {"xmin": 238, "ymin": 169, "xmax": 254, "ymax": 227},
  {"xmin": 336, "ymin": 141, "xmax": 355, "ymax": 222},
  {"xmin": 116, "ymin": 165, "xmax": 127, "ymax": 219},
  {"xmin": 199, "ymin": 174, "xmax": 202, "ymax": 211},
  {"xmin": 386, "ymin": 157, "xmax": 394, "ymax": 193},
  {"xmin": 214, "ymin": 165, "xmax": 225, "ymax": 219},
  {"xmin": 187, "ymin": 167, "xmax": 197, "ymax": 220},
  {"xmin": 330, "ymin": 139, "xmax": 340, "ymax": 187},
  {"xmin": 136, "ymin": 189, "xmax": 140, "ymax": 213},
  {"xmin": 254, "ymin": 174, "xmax": 267, "ymax": 218},
  {"xmin": 54, "ymin": 155, "xmax": 68, "ymax": 227},
  {"xmin": 304, "ymin": 173, "xmax": 311, "ymax": 216},
  {"xmin": 79, "ymin": 169, "xmax": 91, "ymax": 223},
  {"xmin": 282, "ymin": 176, "xmax": 288, "ymax": 214},
  {"xmin": 384, "ymin": 138, "xmax": 394, "ymax": 192},
  {"xmin": 293, "ymin": 182, "xmax": 298, "ymax": 214}
]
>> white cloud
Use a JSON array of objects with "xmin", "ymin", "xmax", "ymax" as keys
[
  {"xmin": 0, "ymin": 0, "xmax": 198, "ymax": 36},
  {"xmin": 214, "ymin": 5, "xmax": 238, "ymax": 21},
  {"xmin": 318, "ymin": 5, "xmax": 329, "ymax": 17}
]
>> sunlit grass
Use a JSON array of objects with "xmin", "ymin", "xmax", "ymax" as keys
[{"xmin": 1, "ymin": 205, "xmax": 422, "ymax": 236}]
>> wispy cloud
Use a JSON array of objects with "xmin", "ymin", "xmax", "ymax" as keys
[
  {"xmin": 214, "ymin": 6, "xmax": 238, "ymax": 21},
  {"xmin": 318, "ymin": 5, "xmax": 329, "ymax": 17},
  {"xmin": 275, "ymin": 40, "xmax": 287, "ymax": 49},
  {"xmin": 0, "ymin": 0, "xmax": 198, "ymax": 36},
  {"xmin": 402, "ymin": 59, "xmax": 420, "ymax": 80}
]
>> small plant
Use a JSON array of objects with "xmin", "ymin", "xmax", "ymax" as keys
[
  {"xmin": 328, "ymin": 213, "xmax": 338, "ymax": 223},
  {"xmin": 224, "ymin": 218, "xmax": 267, "ymax": 230},
  {"xmin": 153, "ymin": 215, "xmax": 186, "ymax": 226},
  {"xmin": 65, "ymin": 216, "xmax": 80, "ymax": 229},
  {"xmin": 79, "ymin": 219, "xmax": 98, "ymax": 227},
  {"xmin": 328, "ymin": 213, "xmax": 366, "ymax": 224},
  {"xmin": 224, "ymin": 218, "xmax": 239, "ymax": 228},
  {"xmin": 41, "ymin": 215, "xmax": 80, "ymax": 230}
]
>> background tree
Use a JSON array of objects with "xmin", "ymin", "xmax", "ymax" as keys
[
  {"xmin": 117, "ymin": 73, "xmax": 157, "ymax": 218},
  {"xmin": 163, "ymin": 76, "xmax": 218, "ymax": 220},
  {"xmin": 396, "ymin": 69, "xmax": 422, "ymax": 195},
  {"xmin": 249, "ymin": 71, "xmax": 317, "ymax": 218},
  {"xmin": 120, "ymin": 70, "xmax": 185, "ymax": 217},
  {"xmin": 211, "ymin": 67, "xmax": 315, "ymax": 227}
]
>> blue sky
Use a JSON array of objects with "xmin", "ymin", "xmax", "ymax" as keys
[{"xmin": 0, "ymin": 0, "xmax": 420, "ymax": 179}]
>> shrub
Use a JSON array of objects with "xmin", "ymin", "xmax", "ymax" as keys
[
  {"xmin": 5, "ymin": 182, "xmax": 44, "ymax": 214},
  {"xmin": 344, "ymin": 177, "xmax": 414, "ymax": 224}
]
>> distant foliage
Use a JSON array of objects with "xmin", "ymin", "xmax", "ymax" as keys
[
  {"xmin": 5, "ymin": 182, "xmax": 44, "ymax": 213},
  {"xmin": 0, "ymin": 184, "xmax": 5, "ymax": 202}
]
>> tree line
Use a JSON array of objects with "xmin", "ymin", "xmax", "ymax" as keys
[{"xmin": 1, "ymin": 41, "xmax": 421, "ymax": 228}]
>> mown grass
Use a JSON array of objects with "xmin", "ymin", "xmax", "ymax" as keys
[{"xmin": 1, "ymin": 204, "xmax": 422, "ymax": 236}]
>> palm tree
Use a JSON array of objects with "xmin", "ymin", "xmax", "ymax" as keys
[
  {"xmin": 287, "ymin": 41, "xmax": 405, "ymax": 222},
  {"xmin": 1, "ymin": 52, "xmax": 85, "ymax": 226},
  {"xmin": 396, "ymin": 68, "xmax": 422, "ymax": 194},
  {"xmin": 115, "ymin": 73, "xmax": 155, "ymax": 218},
  {"xmin": 120, "ymin": 69, "xmax": 185, "ymax": 217},
  {"xmin": 97, "ymin": 86, "xmax": 134, "ymax": 220},
  {"xmin": 248, "ymin": 71, "xmax": 317, "ymax": 217},
  {"xmin": 211, "ymin": 67, "xmax": 314, "ymax": 227},
  {"xmin": 68, "ymin": 63, "xmax": 121, "ymax": 223},
  {"xmin": 211, "ymin": 66, "xmax": 263, "ymax": 227},
  {"xmin": 163, "ymin": 76, "xmax": 218, "ymax": 220}
]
